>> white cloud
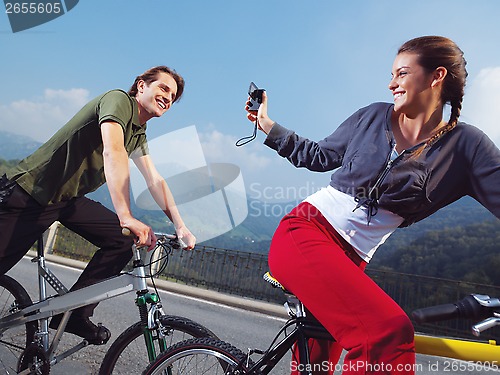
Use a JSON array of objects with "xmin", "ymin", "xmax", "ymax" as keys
[
  {"xmin": 0, "ymin": 88, "xmax": 90, "ymax": 142},
  {"xmin": 462, "ymin": 67, "xmax": 500, "ymax": 146}
]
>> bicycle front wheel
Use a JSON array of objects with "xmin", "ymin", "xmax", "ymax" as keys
[
  {"xmin": 142, "ymin": 337, "xmax": 251, "ymax": 375},
  {"xmin": 99, "ymin": 315, "xmax": 218, "ymax": 374},
  {"xmin": 0, "ymin": 275, "xmax": 38, "ymax": 374}
]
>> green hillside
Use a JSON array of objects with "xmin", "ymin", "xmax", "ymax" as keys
[
  {"xmin": 369, "ymin": 219, "xmax": 500, "ymax": 285},
  {"xmin": 375, "ymin": 196, "xmax": 496, "ymax": 259}
]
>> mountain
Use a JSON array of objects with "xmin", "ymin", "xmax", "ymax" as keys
[
  {"xmin": 196, "ymin": 198, "xmax": 286, "ymax": 252},
  {"xmin": 369, "ymin": 219, "xmax": 500, "ymax": 285},
  {"xmin": 0, "ymin": 131, "xmax": 42, "ymax": 160},
  {"xmin": 373, "ymin": 196, "xmax": 496, "ymax": 264}
]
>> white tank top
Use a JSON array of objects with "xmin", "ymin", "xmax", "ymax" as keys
[{"xmin": 304, "ymin": 186, "xmax": 404, "ymax": 262}]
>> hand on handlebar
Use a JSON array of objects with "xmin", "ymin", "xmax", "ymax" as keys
[
  {"xmin": 175, "ymin": 225, "xmax": 196, "ymax": 250},
  {"xmin": 121, "ymin": 218, "xmax": 157, "ymax": 251}
]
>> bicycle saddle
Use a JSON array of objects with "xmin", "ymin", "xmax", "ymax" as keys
[{"xmin": 263, "ymin": 271, "xmax": 286, "ymax": 291}]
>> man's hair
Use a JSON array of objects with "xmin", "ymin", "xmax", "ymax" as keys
[{"xmin": 128, "ymin": 66, "xmax": 185, "ymax": 103}]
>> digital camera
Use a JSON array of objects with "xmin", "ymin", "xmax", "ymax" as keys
[{"xmin": 248, "ymin": 82, "xmax": 265, "ymax": 110}]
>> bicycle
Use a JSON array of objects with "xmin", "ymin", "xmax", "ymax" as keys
[
  {"xmin": 141, "ymin": 272, "xmax": 500, "ymax": 375},
  {"xmin": 0, "ymin": 230, "xmax": 217, "ymax": 374}
]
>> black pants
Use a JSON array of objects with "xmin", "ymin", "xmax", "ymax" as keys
[{"xmin": 0, "ymin": 177, "xmax": 134, "ymax": 317}]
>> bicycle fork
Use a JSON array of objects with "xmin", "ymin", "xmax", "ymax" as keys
[{"xmin": 136, "ymin": 291, "xmax": 168, "ymax": 361}]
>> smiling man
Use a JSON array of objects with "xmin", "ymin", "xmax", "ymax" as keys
[{"xmin": 0, "ymin": 66, "xmax": 195, "ymax": 344}]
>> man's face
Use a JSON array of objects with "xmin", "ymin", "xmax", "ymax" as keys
[{"xmin": 136, "ymin": 72, "xmax": 178, "ymax": 122}]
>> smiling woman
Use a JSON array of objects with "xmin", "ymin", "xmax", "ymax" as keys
[
  {"xmin": 391, "ymin": 36, "xmax": 468, "ymax": 156},
  {"xmin": 243, "ymin": 35, "xmax": 500, "ymax": 375}
]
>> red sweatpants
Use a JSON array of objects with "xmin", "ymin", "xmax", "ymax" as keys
[{"xmin": 268, "ymin": 202, "xmax": 415, "ymax": 375}]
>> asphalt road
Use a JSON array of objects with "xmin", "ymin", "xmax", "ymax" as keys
[{"xmin": 4, "ymin": 256, "xmax": 499, "ymax": 374}]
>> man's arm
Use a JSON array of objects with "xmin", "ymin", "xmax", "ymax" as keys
[
  {"xmin": 100, "ymin": 121, "xmax": 156, "ymax": 248},
  {"xmin": 133, "ymin": 154, "xmax": 196, "ymax": 249}
]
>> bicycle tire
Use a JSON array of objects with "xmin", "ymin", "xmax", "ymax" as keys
[
  {"xmin": 99, "ymin": 315, "xmax": 218, "ymax": 374},
  {"xmin": 0, "ymin": 274, "xmax": 38, "ymax": 374},
  {"xmin": 142, "ymin": 337, "xmax": 253, "ymax": 375}
]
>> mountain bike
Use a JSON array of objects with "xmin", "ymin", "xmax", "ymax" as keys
[
  {"xmin": 0, "ymin": 231, "xmax": 217, "ymax": 374},
  {"xmin": 141, "ymin": 272, "xmax": 500, "ymax": 375}
]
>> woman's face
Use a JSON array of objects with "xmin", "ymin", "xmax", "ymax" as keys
[{"xmin": 388, "ymin": 52, "xmax": 437, "ymax": 116}]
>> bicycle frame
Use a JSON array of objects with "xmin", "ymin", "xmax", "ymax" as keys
[
  {"xmin": 0, "ymin": 235, "xmax": 169, "ymax": 368},
  {"xmin": 243, "ymin": 324, "xmax": 500, "ymax": 375},
  {"xmin": 237, "ymin": 293, "xmax": 332, "ymax": 375},
  {"xmin": 250, "ymin": 273, "xmax": 500, "ymax": 375},
  {"xmin": 248, "ymin": 318, "xmax": 333, "ymax": 374}
]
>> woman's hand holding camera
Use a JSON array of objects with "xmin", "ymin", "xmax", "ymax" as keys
[{"xmin": 245, "ymin": 91, "xmax": 275, "ymax": 134}]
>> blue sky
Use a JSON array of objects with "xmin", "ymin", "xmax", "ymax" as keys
[{"xmin": 1, "ymin": 0, "xmax": 500, "ymax": 205}]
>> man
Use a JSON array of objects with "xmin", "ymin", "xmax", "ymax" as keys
[{"xmin": 0, "ymin": 66, "xmax": 196, "ymax": 344}]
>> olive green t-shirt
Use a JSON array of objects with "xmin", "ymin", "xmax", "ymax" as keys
[{"xmin": 7, "ymin": 89, "xmax": 149, "ymax": 205}]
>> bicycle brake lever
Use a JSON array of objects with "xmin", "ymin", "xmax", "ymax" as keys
[
  {"xmin": 472, "ymin": 294, "xmax": 500, "ymax": 308},
  {"xmin": 169, "ymin": 238, "xmax": 188, "ymax": 250},
  {"xmin": 472, "ymin": 314, "xmax": 500, "ymax": 336},
  {"xmin": 163, "ymin": 233, "xmax": 188, "ymax": 250}
]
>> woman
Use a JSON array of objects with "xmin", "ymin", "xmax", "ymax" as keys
[{"xmin": 245, "ymin": 36, "xmax": 500, "ymax": 374}]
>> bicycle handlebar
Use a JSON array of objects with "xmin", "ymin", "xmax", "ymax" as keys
[
  {"xmin": 121, "ymin": 227, "xmax": 133, "ymax": 237},
  {"xmin": 412, "ymin": 294, "xmax": 495, "ymax": 324},
  {"xmin": 412, "ymin": 303, "xmax": 460, "ymax": 324},
  {"xmin": 121, "ymin": 227, "xmax": 186, "ymax": 249}
]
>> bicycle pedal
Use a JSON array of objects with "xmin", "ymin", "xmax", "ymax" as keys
[{"xmin": 88, "ymin": 324, "xmax": 111, "ymax": 345}]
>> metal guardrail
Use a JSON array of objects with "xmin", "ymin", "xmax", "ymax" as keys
[{"xmin": 48, "ymin": 222, "xmax": 500, "ymax": 340}]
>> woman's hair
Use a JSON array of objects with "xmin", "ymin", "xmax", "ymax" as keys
[
  {"xmin": 398, "ymin": 36, "xmax": 468, "ymax": 152},
  {"xmin": 128, "ymin": 66, "xmax": 185, "ymax": 103}
]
